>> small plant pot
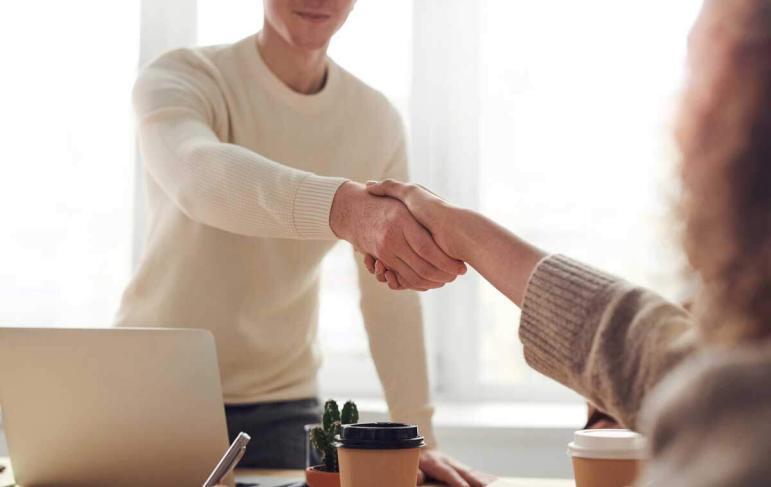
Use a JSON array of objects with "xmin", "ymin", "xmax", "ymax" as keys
[{"xmin": 305, "ymin": 465, "xmax": 341, "ymax": 487}]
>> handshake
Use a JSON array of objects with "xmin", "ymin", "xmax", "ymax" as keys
[{"xmin": 330, "ymin": 180, "xmax": 468, "ymax": 291}]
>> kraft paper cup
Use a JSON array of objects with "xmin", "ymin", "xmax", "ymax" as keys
[
  {"xmin": 568, "ymin": 429, "xmax": 646, "ymax": 487},
  {"xmin": 334, "ymin": 422, "xmax": 424, "ymax": 487}
]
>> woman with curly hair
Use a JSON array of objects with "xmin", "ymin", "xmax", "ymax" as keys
[{"xmin": 365, "ymin": 0, "xmax": 771, "ymax": 484}]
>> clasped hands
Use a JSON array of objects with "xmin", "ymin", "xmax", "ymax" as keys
[{"xmin": 330, "ymin": 179, "xmax": 465, "ymax": 291}]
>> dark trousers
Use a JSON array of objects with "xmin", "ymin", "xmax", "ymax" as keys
[{"xmin": 225, "ymin": 398, "xmax": 322, "ymax": 469}]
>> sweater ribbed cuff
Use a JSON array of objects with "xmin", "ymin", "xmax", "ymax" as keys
[
  {"xmin": 292, "ymin": 174, "xmax": 349, "ymax": 240},
  {"xmin": 519, "ymin": 254, "xmax": 617, "ymax": 387}
]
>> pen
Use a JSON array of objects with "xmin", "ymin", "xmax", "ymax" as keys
[{"xmin": 203, "ymin": 432, "xmax": 251, "ymax": 487}]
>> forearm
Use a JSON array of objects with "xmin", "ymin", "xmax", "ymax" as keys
[
  {"xmin": 139, "ymin": 115, "xmax": 347, "ymax": 239},
  {"xmin": 448, "ymin": 207, "xmax": 547, "ymax": 306}
]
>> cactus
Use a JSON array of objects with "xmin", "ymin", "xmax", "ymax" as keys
[
  {"xmin": 341, "ymin": 400, "xmax": 359, "ymax": 425},
  {"xmin": 310, "ymin": 399, "xmax": 359, "ymax": 472}
]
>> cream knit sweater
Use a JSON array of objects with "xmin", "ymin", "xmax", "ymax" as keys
[{"xmin": 115, "ymin": 35, "xmax": 435, "ymax": 445}]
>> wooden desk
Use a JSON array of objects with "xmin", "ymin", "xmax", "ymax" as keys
[{"xmin": 0, "ymin": 458, "xmax": 573, "ymax": 486}]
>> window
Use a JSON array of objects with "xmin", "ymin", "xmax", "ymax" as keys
[
  {"xmin": 0, "ymin": 1, "xmax": 139, "ymax": 327},
  {"xmin": 473, "ymin": 0, "xmax": 704, "ymax": 397}
]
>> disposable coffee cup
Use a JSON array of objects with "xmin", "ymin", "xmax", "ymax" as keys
[
  {"xmin": 334, "ymin": 422, "xmax": 425, "ymax": 487},
  {"xmin": 568, "ymin": 429, "xmax": 646, "ymax": 487}
]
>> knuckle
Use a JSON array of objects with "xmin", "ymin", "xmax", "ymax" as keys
[
  {"xmin": 384, "ymin": 224, "xmax": 400, "ymax": 242},
  {"xmin": 385, "ymin": 203, "xmax": 405, "ymax": 222},
  {"xmin": 374, "ymin": 234, "xmax": 391, "ymax": 255}
]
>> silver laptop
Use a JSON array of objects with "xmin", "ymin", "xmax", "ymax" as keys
[{"xmin": 0, "ymin": 327, "xmax": 230, "ymax": 487}]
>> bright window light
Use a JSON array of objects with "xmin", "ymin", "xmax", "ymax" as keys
[
  {"xmin": 0, "ymin": 1, "xmax": 139, "ymax": 326},
  {"xmin": 476, "ymin": 0, "xmax": 703, "ymax": 389}
]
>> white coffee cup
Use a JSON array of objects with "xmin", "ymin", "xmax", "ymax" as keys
[{"xmin": 568, "ymin": 429, "xmax": 647, "ymax": 487}]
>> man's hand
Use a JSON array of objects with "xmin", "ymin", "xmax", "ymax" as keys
[
  {"xmin": 418, "ymin": 449, "xmax": 497, "ymax": 487},
  {"xmin": 366, "ymin": 180, "xmax": 460, "ymax": 256},
  {"xmin": 362, "ymin": 179, "xmax": 467, "ymax": 291},
  {"xmin": 330, "ymin": 181, "xmax": 466, "ymax": 290}
]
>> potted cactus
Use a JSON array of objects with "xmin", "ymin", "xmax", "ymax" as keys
[{"xmin": 306, "ymin": 399, "xmax": 359, "ymax": 487}]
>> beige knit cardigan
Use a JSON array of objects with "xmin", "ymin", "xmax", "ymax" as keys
[{"xmin": 520, "ymin": 255, "xmax": 771, "ymax": 486}]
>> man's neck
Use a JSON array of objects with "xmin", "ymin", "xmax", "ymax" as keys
[{"xmin": 257, "ymin": 25, "xmax": 329, "ymax": 95}]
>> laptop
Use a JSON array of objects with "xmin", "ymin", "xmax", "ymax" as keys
[{"xmin": 0, "ymin": 327, "xmax": 230, "ymax": 487}]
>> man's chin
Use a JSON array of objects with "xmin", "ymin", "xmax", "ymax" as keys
[{"xmin": 288, "ymin": 32, "xmax": 333, "ymax": 51}]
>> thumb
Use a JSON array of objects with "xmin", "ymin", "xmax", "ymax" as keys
[
  {"xmin": 365, "ymin": 179, "xmax": 387, "ymax": 196},
  {"xmin": 366, "ymin": 179, "xmax": 406, "ymax": 199}
]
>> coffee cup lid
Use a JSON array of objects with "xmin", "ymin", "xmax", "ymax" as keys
[
  {"xmin": 333, "ymin": 422, "xmax": 425, "ymax": 450},
  {"xmin": 568, "ymin": 429, "xmax": 647, "ymax": 460}
]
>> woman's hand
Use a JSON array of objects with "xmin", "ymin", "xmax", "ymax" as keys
[
  {"xmin": 364, "ymin": 180, "xmax": 465, "ymax": 290},
  {"xmin": 365, "ymin": 178, "xmax": 547, "ymax": 303}
]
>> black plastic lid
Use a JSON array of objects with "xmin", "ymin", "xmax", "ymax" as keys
[{"xmin": 333, "ymin": 422, "xmax": 425, "ymax": 450}]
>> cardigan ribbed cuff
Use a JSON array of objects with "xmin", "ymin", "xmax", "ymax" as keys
[
  {"xmin": 519, "ymin": 254, "xmax": 617, "ymax": 387},
  {"xmin": 292, "ymin": 174, "xmax": 349, "ymax": 240}
]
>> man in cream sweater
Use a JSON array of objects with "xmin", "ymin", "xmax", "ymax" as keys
[{"xmin": 117, "ymin": 1, "xmax": 484, "ymax": 485}]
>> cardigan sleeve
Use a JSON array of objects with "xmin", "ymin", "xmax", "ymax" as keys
[{"xmin": 518, "ymin": 254, "xmax": 699, "ymax": 429}]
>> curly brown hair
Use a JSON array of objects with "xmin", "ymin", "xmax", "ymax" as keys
[{"xmin": 678, "ymin": 0, "xmax": 771, "ymax": 343}]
